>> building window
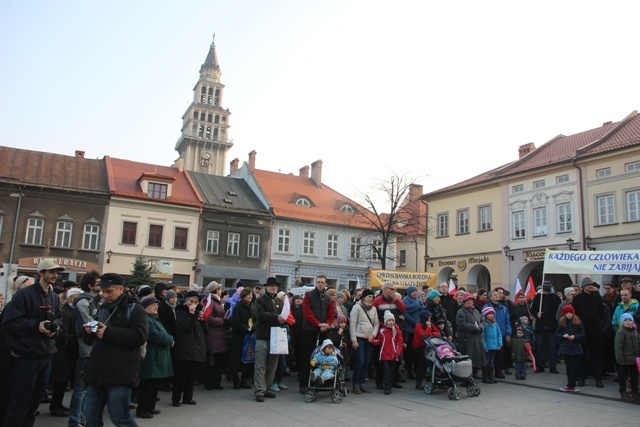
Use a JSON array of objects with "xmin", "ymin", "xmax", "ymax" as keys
[
  {"xmin": 625, "ymin": 161, "xmax": 640, "ymax": 173},
  {"xmin": 626, "ymin": 190, "xmax": 640, "ymax": 222},
  {"xmin": 399, "ymin": 250, "xmax": 406, "ymax": 267},
  {"xmin": 148, "ymin": 183, "xmax": 168, "ymax": 200},
  {"xmin": 350, "ymin": 237, "xmax": 361, "ymax": 259},
  {"xmin": 512, "ymin": 184, "xmax": 524, "ymax": 194},
  {"xmin": 512, "ymin": 211, "xmax": 526, "ymax": 239},
  {"xmin": 457, "ymin": 209, "xmax": 469, "ymax": 234},
  {"xmin": 478, "ymin": 205, "xmax": 491, "ymax": 231},
  {"xmin": 596, "ymin": 167, "xmax": 611, "ymax": 178},
  {"xmin": 247, "ymin": 234, "xmax": 260, "ymax": 258},
  {"xmin": 533, "ymin": 180, "xmax": 545, "ymax": 189},
  {"xmin": 437, "ymin": 213, "xmax": 448, "ymax": 237},
  {"xmin": 172, "ymin": 274, "xmax": 190, "ymax": 286},
  {"xmin": 122, "ymin": 221, "xmax": 137, "ymax": 245},
  {"xmin": 295, "ymin": 198, "xmax": 311, "ymax": 207},
  {"xmin": 55, "ymin": 221, "xmax": 73, "ymax": 248},
  {"xmin": 339, "ymin": 204, "xmax": 354, "ymax": 213},
  {"xmin": 556, "ymin": 174, "xmax": 569, "ymax": 184},
  {"xmin": 206, "ymin": 230, "xmax": 219, "ymax": 254},
  {"xmin": 556, "ymin": 203, "xmax": 572, "ymax": 233},
  {"xmin": 372, "ymin": 239, "xmax": 383, "ymax": 261},
  {"xmin": 174, "ymin": 227, "xmax": 188, "ymax": 250},
  {"xmin": 227, "ymin": 232, "xmax": 240, "ymax": 256},
  {"xmin": 26, "ymin": 218, "xmax": 44, "ymax": 245},
  {"xmin": 532, "ymin": 207, "xmax": 547, "ymax": 236},
  {"xmin": 596, "ymin": 194, "xmax": 615, "ymax": 225},
  {"xmin": 303, "ymin": 231, "xmax": 315, "ymax": 255},
  {"xmin": 82, "ymin": 224, "xmax": 100, "ymax": 250},
  {"xmin": 277, "ymin": 229, "xmax": 290, "ymax": 253},
  {"xmin": 148, "ymin": 224, "xmax": 163, "ymax": 247},
  {"xmin": 327, "ymin": 234, "xmax": 338, "ymax": 257}
]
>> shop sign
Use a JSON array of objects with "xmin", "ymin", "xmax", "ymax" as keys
[{"xmin": 19, "ymin": 257, "xmax": 99, "ymax": 272}]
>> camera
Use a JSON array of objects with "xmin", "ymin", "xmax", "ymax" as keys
[
  {"xmin": 86, "ymin": 320, "xmax": 100, "ymax": 333},
  {"xmin": 43, "ymin": 310, "xmax": 59, "ymax": 334}
]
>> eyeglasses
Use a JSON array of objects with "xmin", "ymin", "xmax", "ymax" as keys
[{"xmin": 316, "ymin": 281, "xmax": 326, "ymax": 284}]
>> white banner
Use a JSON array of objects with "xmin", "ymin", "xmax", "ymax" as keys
[{"xmin": 543, "ymin": 249, "xmax": 640, "ymax": 276}]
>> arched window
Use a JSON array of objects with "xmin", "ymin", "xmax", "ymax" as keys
[
  {"xmin": 207, "ymin": 114, "xmax": 212, "ymax": 122},
  {"xmin": 192, "ymin": 124, "xmax": 197, "ymax": 135},
  {"xmin": 200, "ymin": 112, "xmax": 205, "ymax": 121},
  {"xmin": 213, "ymin": 128, "xmax": 219, "ymax": 140},
  {"xmin": 206, "ymin": 127, "xmax": 211, "ymax": 139},
  {"xmin": 221, "ymin": 116, "xmax": 227, "ymax": 123},
  {"xmin": 193, "ymin": 111, "xmax": 198, "ymax": 119},
  {"xmin": 215, "ymin": 89, "xmax": 220, "ymax": 96},
  {"xmin": 221, "ymin": 129, "xmax": 226, "ymax": 138},
  {"xmin": 340, "ymin": 204, "xmax": 355, "ymax": 213},
  {"xmin": 214, "ymin": 115, "xmax": 220, "ymax": 124},
  {"xmin": 198, "ymin": 125, "xmax": 204, "ymax": 137},
  {"xmin": 208, "ymin": 96, "xmax": 213, "ymax": 105},
  {"xmin": 208, "ymin": 88, "xmax": 213, "ymax": 95},
  {"xmin": 201, "ymin": 87, "xmax": 207, "ymax": 94},
  {"xmin": 214, "ymin": 89, "xmax": 220, "ymax": 107},
  {"xmin": 295, "ymin": 198, "xmax": 312, "ymax": 207},
  {"xmin": 201, "ymin": 95, "xmax": 206, "ymax": 104}
]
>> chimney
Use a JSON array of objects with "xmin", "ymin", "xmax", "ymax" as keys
[
  {"xmin": 173, "ymin": 156, "xmax": 185, "ymax": 172},
  {"xmin": 248, "ymin": 150, "xmax": 256, "ymax": 173},
  {"xmin": 229, "ymin": 158, "xmax": 239, "ymax": 175},
  {"xmin": 75, "ymin": 150, "xmax": 85, "ymax": 158},
  {"xmin": 310, "ymin": 160, "xmax": 323, "ymax": 188},
  {"xmin": 299, "ymin": 165, "xmax": 310, "ymax": 178},
  {"xmin": 409, "ymin": 183, "xmax": 423, "ymax": 201},
  {"xmin": 518, "ymin": 142, "xmax": 536, "ymax": 159}
]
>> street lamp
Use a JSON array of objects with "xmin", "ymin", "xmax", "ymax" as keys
[
  {"xmin": 6, "ymin": 190, "xmax": 24, "ymax": 300},
  {"xmin": 106, "ymin": 249, "xmax": 114, "ymax": 263},
  {"xmin": 503, "ymin": 245, "xmax": 514, "ymax": 261},
  {"xmin": 566, "ymin": 237, "xmax": 575, "ymax": 251},
  {"xmin": 294, "ymin": 259, "xmax": 302, "ymax": 281},
  {"xmin": 584, "ymin": 236, "xmax": 595, "ymax": 251}
]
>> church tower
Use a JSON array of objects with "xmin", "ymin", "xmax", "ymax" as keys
[{"xmin": 175, "ymin": 35, "xmax": 232, "ymax": 175}]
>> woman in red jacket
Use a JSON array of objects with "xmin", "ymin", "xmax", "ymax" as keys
[{"xmin": 413, "ymin": 310, "xmax": 440, "ymax": 389}]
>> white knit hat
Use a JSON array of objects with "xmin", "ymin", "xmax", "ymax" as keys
[{"xmin": 384, "ymin": 310, "xmax": 395, "ymax": 323}]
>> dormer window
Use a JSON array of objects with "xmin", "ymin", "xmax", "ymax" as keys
[
  {"xmin": 148, "ymin": 183, "xmax": 168, "ymax": 200},
  {"xmin": 340, "ymin": 204, "xmax": 355, "ymax": 213},
  {"xmin": 295, "ymin": 198, "xmax": 312, "ymax": 207}
]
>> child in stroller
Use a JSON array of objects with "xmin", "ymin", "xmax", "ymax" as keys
[
  {"xmin": 304, "ymin": 339, "xmax": 347, "ymax": 403},
  {"xmin": 423, "ymin": 336, "xmax": 480, "ymax": 400}
]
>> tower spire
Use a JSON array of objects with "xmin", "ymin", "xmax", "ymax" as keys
[{"xmin": 201, "ymin": 33, "xmax": 219, "ymax": 72}]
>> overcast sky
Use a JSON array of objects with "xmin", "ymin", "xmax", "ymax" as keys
[{"xmin": 1, "ymin": 1, "xmax": 638, "ymax": 207}]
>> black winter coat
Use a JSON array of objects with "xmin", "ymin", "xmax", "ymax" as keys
[
  {"xmin": 572, "ymin": 291, "xmax": 604, "ymax": 346},
  {"xmin": 530, "ymin": 293, "xmax": 562, "ymax": 333},
  {"xmin": 173, "ymin": 304, "xmax": 206, "ymax": 362},
  {"xmin": 157, "ymin": 301, "xmax": 177, "ymax": 338},
  {"xmin": 84, "ymin": 294, "xmax": 148, "ymax": 387}
]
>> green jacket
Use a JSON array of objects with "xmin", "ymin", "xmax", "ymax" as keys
[
  {"xmin": 139, "ymin": 314, "xmax": 174, "ymax": 380},
  {"xmin": 614, "ymin": 326, "xmax": 640, "ymax": 366},
  {"xmin": 511, "ymin": 336, "xmax": 529, "ymax": 362}
]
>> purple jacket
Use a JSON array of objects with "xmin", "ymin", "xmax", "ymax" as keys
[{"xmin": 206, "ymin": 296, "xmax": 229, "ymax": 353}]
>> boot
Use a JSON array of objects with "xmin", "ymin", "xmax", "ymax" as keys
[
  {"xmin": 233, "ymin": 374, "xmax": 240, "ymax": 390},
  {"xmin": 494, "ymin": 368, "xmax": 505, "ymax": 379},
  {"xmin": 482, "ymin": 367, "xmax": 492, "ymax": 384},
  {"xmin": 472, "ymin": 367, "xmax": 481, "ymax": 380},
  {"xmin": 240, "ymin": 373, "xmax": 252, "ymax": 389},
  {"xmin": 620, "ymin": 392, "xmax": 634, "ymax": 403},
  {"xmin": 488, "ymin": 368, "xmax": 498, "ymax": 384}
]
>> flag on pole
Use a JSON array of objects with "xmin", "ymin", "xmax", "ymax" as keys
[
  {"xmin": 513, "ymin": 278, "xmax": 523, "ymax": 302},
  {"xmin": 201, "ymin": 293, "xmax": 213, "ymax": 321},
  {"xmin": 524, "ymin": 277, "xmax": 536, "ymax": 301},
  {"xmin": 448, "ymin": 279, "xmax": 457, "ymax": 296}
]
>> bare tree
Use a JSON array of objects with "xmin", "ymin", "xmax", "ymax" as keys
[{"xmin": 350, "ymin": 171, "xmax": 425, "ymax": 270}]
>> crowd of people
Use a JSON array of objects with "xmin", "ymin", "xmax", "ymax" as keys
[{"xmin": 1, "ymin": 260, "xmax": 640, "ymax": 427}]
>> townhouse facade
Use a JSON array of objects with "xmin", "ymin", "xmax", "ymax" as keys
[{"xmin": 422, "ymin": 110, "xmax": 640, "ymax": 294}]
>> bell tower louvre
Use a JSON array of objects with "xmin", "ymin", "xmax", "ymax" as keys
[{"xmin": 175, "ymin": 34, "xmax": 232, "ymax": 175}]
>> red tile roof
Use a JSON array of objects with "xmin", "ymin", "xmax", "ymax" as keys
[
  {"xmin": 106, "ymin": 157, "xmax": 202, "ymax": 207},
  {"xmin": 424, "ymin": 111, "xmax": 640, "ymax": 198},
  {"xmin": 253, "ymin": 169, "xmax": 376, "ymax": 229},
  {"xmin": 0, "ymin": 146, "xmax": 109, "ymax": 194}
]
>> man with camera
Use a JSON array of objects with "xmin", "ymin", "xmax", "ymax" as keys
[
  {"xmin": 2, "ymin": 258, "xmax": 64, "ymax": 427},
  {"xmin": 82, "ymin": 273, "xmax": 148, "ymax": 427}
]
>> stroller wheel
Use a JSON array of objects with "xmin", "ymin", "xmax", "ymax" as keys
[
  {"xmin": 331, "ymin": 391, "xmax": 343, "ymax": 404},
  {"xmin": 423, "ymin": 382, "xmax": 434, "ymax": 395},
  {"xmin": 474, "ymin": 384, "xmax": 481, "ymax": 396},
  {"xmin": 453, "ymin": 387, "xmax": 461, "ymax": 400},
  {"xmin": 304, "ymin": 390, "xmax": 317, "ymax": 403},
  {"xmin": 447, "ymin": 387, "xmax": 454, "ymax": 400},
  {"xmin": 466, "ymin": 385, "xmax": 476, "ymax": 397}
]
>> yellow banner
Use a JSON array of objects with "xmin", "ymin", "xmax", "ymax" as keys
[{"xmin": 369, "ymin": 268, "xmax": 437, "ymax": 290}]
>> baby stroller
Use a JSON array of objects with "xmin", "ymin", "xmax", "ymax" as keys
[
  {"xmin": 303, "ymin": 341, "xmax": 347, "ymax": 404},
  {"xmin": 422, "ymin": 336, "xmax": 480, "ymax": 400}
]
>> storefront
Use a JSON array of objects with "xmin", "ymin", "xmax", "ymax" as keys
[
  {"xmin": 16, "ymin": 256, "xmax": 100, "ymax": 283},
  {"xmin": 433, "ymin": 253, "xmax": 502, "ymax": 292}
]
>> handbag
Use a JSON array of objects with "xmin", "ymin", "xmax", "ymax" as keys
[
  {"xmin": 241, "ymin": 334, "xmax": 256, "ymax": 364},
  {"xmin": 269, "ymin": 326, "xmax": 289, "ymax": 355}
]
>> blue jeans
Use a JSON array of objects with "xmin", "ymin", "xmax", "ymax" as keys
[
  {"xmin": 68, "ymin": 357, "xmax": 89, "ymax": 427},
  {"xmin": 353, "ymin": 338, "xmax": 373, "ymax": 388},
  {"xmin": 515, "ymin": 361, "xmax": 527, "ymax": 378},
  {"xmin": 535, "ymin": 329, "xmax": 557, "ymax": 369},
  {"xmin": 85, "ymin": 385, "xmax": 137, "ymax": 427},
  {"xmin": 485, "ymin": 350, "xmax": 497, "ymax": 368},
  {"xmin": 4, "ymin": 357, "xmax": 51, "ymax": 427}
]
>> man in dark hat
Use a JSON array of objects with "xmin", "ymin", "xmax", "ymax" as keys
[
  {"xmin": 2, "ymin": 258, "xmax": 64, "ymax": 427},
  {"xmin": 82, "ymin": 273, "xmax": 149, "ymax": 427},
  {"xmin": 572, "ymin": 277, "xmax": 605, "ymax": 388},
  {"xmin": 254, "ymin": 278, "xmax": 284, "ymax": 402}
]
